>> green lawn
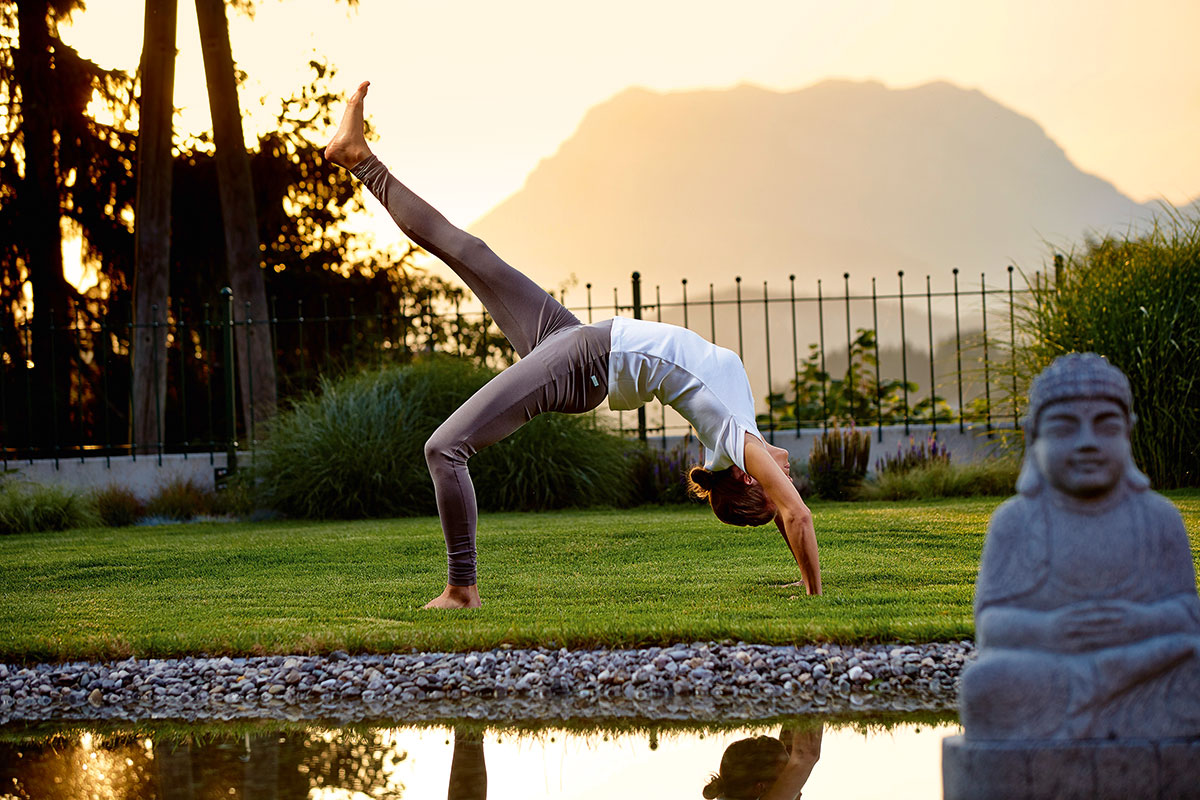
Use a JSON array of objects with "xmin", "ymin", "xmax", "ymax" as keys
[{"xmin": 2, "ymin": 491, "xmax": 1198, "ymax": 661}]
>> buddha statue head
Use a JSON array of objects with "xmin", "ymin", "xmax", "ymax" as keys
[{"xmin": 1016, "ymin": 353, "xmax": 1150, "ymax": 500}]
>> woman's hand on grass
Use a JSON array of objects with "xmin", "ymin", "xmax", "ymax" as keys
[{"xmin": 745, "ymin": 434, "xmax": 822, "ymax": 595}]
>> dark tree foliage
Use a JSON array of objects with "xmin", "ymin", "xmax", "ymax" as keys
[
  {"xmin": 0, "ymin": 11, "xmax": 494, "ymax": 456},
  {"xmin": 0, "ymin": 1, "xmax": 137, "ymax": 449}
]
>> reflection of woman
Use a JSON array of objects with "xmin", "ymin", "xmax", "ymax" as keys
[
  {"xmin": 703, "ymin": 726, "xmax": 822, "ymax": 800},
  {"xmin": 447, "ymin": 727, "xmax": 486, "ymax": 800},
  {"xmin": 325, "ymin": 81, "xmax": 821, "ymax": 609}
]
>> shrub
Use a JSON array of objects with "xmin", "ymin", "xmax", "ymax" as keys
[
  {"xmin": 1015, "ymin": 209, "xmax": 1200, "ymax": 488},
  {"xmin": 808, "ymin": 426, "xmax": 870, "ymax": 500},
  {"xmin": 857, "ymin": 457, "xmax": 1019, "ymax": 501},
  {"xmin": 875, "ymin": 434, "xmax": 951, "ymax": 476},
  {"xmin": 629, "ymin": 433, "xmax": 705, "ymax": 505},
  {"xmin": 253, "ymin": 356, "xmax": 635, "ymax": 519},
  {"xmin": 90, "ymin": 485, "xmax": 144, "ymax": 527},
  {"xmin": 145, "ymin": 478, "xmax": 213, "ymax": 521},
  {"xmin": 0, "ymin": 482, "xmax": 98, "ymax": 534}
]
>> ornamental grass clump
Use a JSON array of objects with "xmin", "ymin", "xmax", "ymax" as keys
[
  {"xmin": 0, "ymin": 482, "xmax": 97, "ymax": 534},
  {"xmin": 808, "ymin": 426, "xmax": 870, "ymax": 500},
  {"xmin": 857, "ymin": 456, "xmax": 1019, "ymax": 501},
  {"xmin": 145, "ymin": 478, "xmax": 214, "ymax": 521},
  {"xmin": 1015, "ymin": 209, "xmax": 1200, "ymax": 488},
  {"xmin": 90, "ymin": 485, "xmax": 144, "ymax": 527},
  {"xmin": 253, "ymin": 356, "xmax": 635, "ymax": 519}
]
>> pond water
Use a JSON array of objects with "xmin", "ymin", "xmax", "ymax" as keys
[{"xmin": 0, "ymin": 718, "xmax": 958, "ymax": 799}]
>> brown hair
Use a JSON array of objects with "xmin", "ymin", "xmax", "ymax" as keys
[
  {"xmin": 702, "ymin": 736, "xmax": 789, "ymax": 799},
  {"xmin": 688, "ymin": 465, "xmax": 775, "ymax": 527}
]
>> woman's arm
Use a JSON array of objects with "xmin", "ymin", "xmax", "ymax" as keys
[
  {"xmin": 762, "ymin": 725, "xmax": 822, "ymax": 800},
  {"xmin": 744, "ymin": 434, "xmax": 822, "ymax": 595}
]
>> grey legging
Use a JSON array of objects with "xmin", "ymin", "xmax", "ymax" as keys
[{"xmin": 351, "ymin": 156, "xmax": 612, "ymax": 586}]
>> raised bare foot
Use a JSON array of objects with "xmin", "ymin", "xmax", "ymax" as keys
[
  {"xmin": 324, "ymin": 80, "xmax": 373, "ymax": 169},
  {"xmin": 423, "ymin": 583, "xmax": 482, "ymax": 609}
]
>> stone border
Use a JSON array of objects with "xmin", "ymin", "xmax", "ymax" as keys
[{"xmin": 1, "ymin": 641, "xmax": 972, "ymax": 725}]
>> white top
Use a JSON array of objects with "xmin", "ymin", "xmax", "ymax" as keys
[{"xmin": 607, "ymin": 317, "xmax": 765, "ymax": 471}]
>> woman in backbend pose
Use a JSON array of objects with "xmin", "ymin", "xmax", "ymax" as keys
[{"xmin": 325, "ymin": 82, "xmax": 820, "ymax": 609}]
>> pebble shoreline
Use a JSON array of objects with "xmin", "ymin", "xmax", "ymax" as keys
[{"xmin": 0, "ymin": 641, "xmax": 973, "ymax": 726}]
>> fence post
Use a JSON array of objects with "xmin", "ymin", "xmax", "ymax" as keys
[
  {"xmin": 22, "ymin": 307, "xmax": 33, "ymax": 463},
  {"xmin": 735, "ymin": 276, "xmax": 744, "ymax": 359},
  {"xmin": 898, "ymin": 271, "xmax": 910, "ymax": 435},
  {"xmin": 926, "ymin": 275, "xmax": 936, "ymax": 433},
  {"xmin": 632, "ymin": 271, "xmax": 646, "ymax": 443},
  {"xmin": 843, "ymin": 273, "xmax": 853, "ymax": 423},
  {"xmin": 177, "ymin": 299, "xmax": 189, "ymax": 459},
  {"xmin": 817, "ymin": 279, "xmax": 827, "ymax": 435},
  {"xmin": 763, "ymin": 280, "xmax": 774, "ymax": 443},
  {"xmin": 981, "ymin": 273, "xmax": 992, "ymax": 434},
  {"xmin": 149, "ymin": 304, "xmax": 164, "ymax": 465},
  {"xmin": 204, "ymin": 302, "xmax": 214, "ymax": 465},
  {"xmin": 656, "ymin": 284, "xmax": 666, "ymax": 448},
  {"xmin": 1008, "ymin": 265, "xmax": 1018, "ymax": 430},
  {"xmin": 221, "ymin": 287, "xmax": 238, "ymax": 473},
  {"xmin": 789, "ymin": 274, "xmax": 799, "ymax": 436},
  {"xmin": 49, "ymin": 310, "xmax": 60, "ymax": 469},
  {"xmin": 74, "ymin": 304, "xmax": 84, "ymax": 462},
  {"xmin": 681, "ymin": 278, "xmax": 689, "ymax": 330},
  {"xmin": 244, "ymin": 299, "xmax": 255, "ymax": 450},
  {"xmin": 101, "ymin": 305, "xmax": 111, "ymax": 467},
  {"xmin": 871, "ymin": 278, "xmax": 882, "ymax": 442},
  {"xmin": 708, "ymin": 283, "xmax": 716, "ymax": 344},
  {"xmin": 953, "ymin": 268, "xmax": 964, "ymax": 433}
]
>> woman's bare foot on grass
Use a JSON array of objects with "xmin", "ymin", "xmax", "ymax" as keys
[
  {"xmin": 324, "ymin": 80, "xmax": 373, "ymax": 170},
  {"xmin": 424, "ymin": 583, "xmax": 482, "ymax": 609}
]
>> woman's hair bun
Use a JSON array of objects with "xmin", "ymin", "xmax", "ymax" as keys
[
  {"xmin": 688, "ymin": 466, "xmax": 714, "ymax": 493},
  {"xmin": 702, "ymin": 774, "xmax": 725, "ymax": 799}
]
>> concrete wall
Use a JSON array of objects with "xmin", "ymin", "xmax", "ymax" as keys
[
  {"xmin": 2, "ymin": 453, "xmax": 237, "ymax": 502},
  {"xmin": 648, "ymin": 422, "xmax": 1020, "ymax": 472}
]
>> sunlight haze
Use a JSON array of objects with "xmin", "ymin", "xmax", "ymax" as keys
[{"xmin": 62, "ymin": 0, "xmax": 1200, "ymax": 250}]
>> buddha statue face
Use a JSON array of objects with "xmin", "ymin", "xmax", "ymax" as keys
[{"xmin": 1032, "ymin": 397, "xmax": 1130, "ymax": 500}]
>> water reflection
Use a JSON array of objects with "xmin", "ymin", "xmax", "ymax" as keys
[{"xmin": 0, "ymin": 718, "xmax": 958, "ymax": 798}]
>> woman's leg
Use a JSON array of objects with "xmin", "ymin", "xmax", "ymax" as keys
[
  {"xmin": 351, "ymin": 155, "xmax": 580, "ymax": 356},
  {"xmin": 424, "ymin": 322, "xmax": 611, "ymax": 595},
  {"xmin": 327, "ymin": 83, "xmax": 578, "ymax": 356}
]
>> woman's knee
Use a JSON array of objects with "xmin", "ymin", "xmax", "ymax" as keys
[
  {"xmin": 446, "ymin": 232, "xmax": 492, "ymax": 268},
  {"xmin": 424, "ymin": 430, "xmax": 466, "ymax": 472}
]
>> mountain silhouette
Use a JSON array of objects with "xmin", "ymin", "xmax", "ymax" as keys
[{"xmin": 470, "ymin": 80, "xmax": 1158, "ymax": 298}]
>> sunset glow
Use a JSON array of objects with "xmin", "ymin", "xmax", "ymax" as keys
[{"xmin": 59, "ymin": 0, "xmax": 1200, "ymax": 240}]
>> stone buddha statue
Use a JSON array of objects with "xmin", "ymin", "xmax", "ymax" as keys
[{"xmin": 960, "ymin": 353, "xmax": 1200, "ymax": 741}]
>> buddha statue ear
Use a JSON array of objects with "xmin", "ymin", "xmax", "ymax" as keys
[
  {"xmin": 1122, "ymin": 413, "xmax": 1150, "ymax": 491},
  {"xmin": 1016, "ymin": 450, "xmax": 1043, "ymax": 497},
  {"xmin": 1123, "ymin": 461, "xmax": 1151, "ymax": 492}
]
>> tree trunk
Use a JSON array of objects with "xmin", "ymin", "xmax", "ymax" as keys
[
  {"xmin": 194, "ymin": 0, "xmax": 276, "ymax": 441},
  {"xmin": 14, "ymin": 0, "xmax": 72, "ymax": 453},
  {"xmin": 132, "ymin": 0, "xmax": 178, "ymax": 455}
]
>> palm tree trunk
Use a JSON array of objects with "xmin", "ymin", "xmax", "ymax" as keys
[
  {"xmin": 132, "ymin": 0, "xmax": 178, "ymax": 455},
  {"xmin": 194, "ymin": 0, "xmax": 277, "ymax": 441}
]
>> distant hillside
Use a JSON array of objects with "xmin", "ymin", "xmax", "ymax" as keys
[{"xmin": 470, "ymin": 80, "xmax": 1157, "ymax": 295}]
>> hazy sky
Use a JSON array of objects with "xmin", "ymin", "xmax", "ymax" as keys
[{"xmin": 63, "ymin": 0, "xmax": 1200, "ymax": 249}]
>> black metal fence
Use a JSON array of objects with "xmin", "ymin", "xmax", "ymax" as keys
[{"xmin": 0, "ymin": 265, "xmax": 1035, "ymax": 467}]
